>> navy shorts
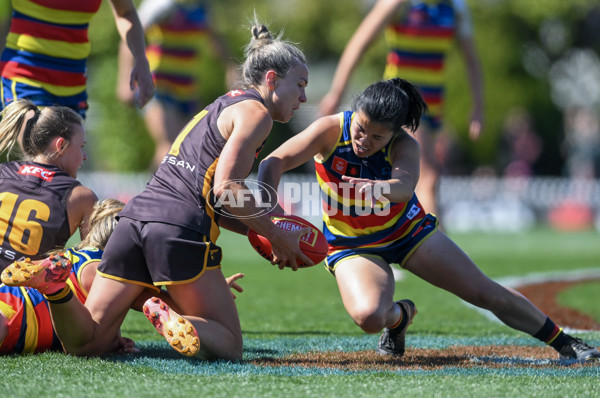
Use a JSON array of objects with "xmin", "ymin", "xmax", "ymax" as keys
[
  {"xmin": 97, "ymin": 217, "xmax": 222, "ymax": 292},
  {"xmin": 1, "ymin": 77, "xmax": 88, "ymax": 119},
  {"xmin": 324, "ymin": 214, "xmax": 438, "ymax": 275}
]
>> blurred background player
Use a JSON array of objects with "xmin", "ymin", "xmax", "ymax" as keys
[
  {"xmin": 0, "ymin": 1, "xmax": 10, "ymax": 54},
  {"xmin": 320, "ymin": 0, "xmax": 484, "ymax": 218},
  {"xmin": 117, "ymin": 0, "xmax": 235, "ymax": 169},
  {"xmin": 0, "ymin": 0, "xmax": 154, "ymax": 118},
  {"xmin": 0, "ymin": 99, "xmax": 97, "ymax": 272}
]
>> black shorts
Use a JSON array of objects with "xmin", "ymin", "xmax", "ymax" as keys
[{"xmin": 97, "ymin": 217, "xmax": 222, "ymax": 292}]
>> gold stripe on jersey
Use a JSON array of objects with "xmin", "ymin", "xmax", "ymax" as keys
[
  {"xmin": 6, "ymin": 75, "xmax": 86, "ymax": 96},
  {"xmin": 20, "ymin": 287, "xmax": 38, "ymax": 353},
  {"xmin": 147, "ymin": 53, "xmax": 199, "ymax": 75},
  {"xmin": 315, "ymin": 113, "xmax": 345, "ymax": 164},
  {"xmin": 0, "ymin": 300, "xmax": 16, "ymax": 321},
  {"xmin": 95, "ymin": 270, "xmax": 160, "ymax": 293},
  {"xmin": 6, "ymin": 33, "xmax": 91, "ymax": 60},
  {"xmin": 316, "ymin": 176, "xmax": 391, "ymax": 210},
  {"xmin": 383, "ymin": 64, "xmax": 446, "ymax": 86},
  {"xmin": 13, "ymin": 1, "xmax": 98, "ymax": 25},
  {"xmin": 202, "ymin": 157, "xmax": 220, "ymax": 243},
  {"xmin": 169, "ymin": 109, "xmax": 208, "ymax": 156},
  {"xmin": 384, "ymin": 29, "xmax": 454, "ymax": 53},
  {"xmin": 322, "ymin": 209, "xmax": 409, "ymax": 238}
]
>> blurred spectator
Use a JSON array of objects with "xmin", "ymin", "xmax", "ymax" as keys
[
  {"xmin": 562, "ymin": 106, "xmax": 600, "ymax": 179},
  {"xmin": 499, "ymin": 108, "xmax": 542, "ymax": 178}
]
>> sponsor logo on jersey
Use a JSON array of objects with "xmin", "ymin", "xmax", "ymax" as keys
[
  {"xmin": 227, "ymin": 90, "xmax": 245, "ymax": 97},
  {"xmin": 332, "ymin": 156, "xmax": 361, "ymax": 177},
  {"xmin": 18, "ymin": 165, "xmax": 55, "ymax": 181},
  {"xmin": 332, "ymin": 156, "xmax": 348, "ymax": 174},
  {"xmin": 162, "ymin": 156, "xmax": 196, "ymax": 172}
]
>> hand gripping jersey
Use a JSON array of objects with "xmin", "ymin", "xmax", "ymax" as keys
[
  {"xmin": 119, "ymin": 89, "xmax": 265, "ymax": 243},
  {"xmin": 0, "ymin": 0, "xmax": 102, "ymax": 108},
  {"xmin": 314, "ymin": 111, "xmax": 428, "ymax": 253},
  {"xmin": 0, "ymin": 161, "xmax": 80, "ymax": 271},
  {"xmin": 384, "ymin": 0, "xmax": 470, "ymax": 127},
  {"xmin": 0, "ymin": 247, "xmax": 102, "ymax": 354}
]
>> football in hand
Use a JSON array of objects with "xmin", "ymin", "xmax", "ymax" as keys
[{"xmin": 247, "ymin": 214, "xmax": 328, "ymax": 267}]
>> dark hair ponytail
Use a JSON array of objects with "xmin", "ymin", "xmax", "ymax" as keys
[{"xmin": 351, "ymin": 78, "xmax": 427, "ymax": 134}]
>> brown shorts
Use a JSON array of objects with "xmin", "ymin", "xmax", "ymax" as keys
[{"xmin": 96, "ymin": 217, "xmax": 222, "ymax": 292}]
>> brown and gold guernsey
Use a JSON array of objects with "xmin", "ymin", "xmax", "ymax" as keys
[
  {"xmin": 120, "ymin": 89, "xmax": 265, "ymax": 243},
  {"xmin": 0, "ymin": 161, "xmax": 80, "ymax": 270}
]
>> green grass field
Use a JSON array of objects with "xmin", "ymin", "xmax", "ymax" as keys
[{"xmin": 1, "ymin": 228, "xmax": 599, "ymax": 397}]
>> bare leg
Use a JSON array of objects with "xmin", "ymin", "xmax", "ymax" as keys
[
  {"xmin": 335, "ymin": 256, "xmax": 402, "ymax": 333},
  {"xmin": 404, "ymin": 230, "xmax": 547, "ymax": 334},
  {"xmin": 165, "ymin": 268, "xmax": 243, "ymax": 360},
  {"xmin": 50, "ymin": 276, "xmax": 144, "ymax": 356},
  {"xmin": 0, "ymin": 312, "xmax": 8, "ymax": 345},
  {"xmin": 144, "ymin": 101, "xmax": 190, "ymax": 170},
  {"xmin": 414, "ymin": 126, "xmax": 441, "ymax": 217}
]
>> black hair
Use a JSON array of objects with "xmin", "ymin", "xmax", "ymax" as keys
[{"xmin": 351, "ymin": 78, "xmax": 427, "ymax": 134}]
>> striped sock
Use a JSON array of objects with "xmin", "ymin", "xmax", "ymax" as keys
[
  {"xmin": 44, "ymin": 285, "xmax": 73, "ymax": 304},
  {"xmin": 533, "ymin": 317, "xmax": 569, "ymax": 351},
  {"xmin": 389, "ymin": 302, "xmax": 407, "ymax": 330}
]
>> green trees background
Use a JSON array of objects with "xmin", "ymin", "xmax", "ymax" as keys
[{"xmin": 86, "ymin": 0, "xmax": 600, "ymax": 174}]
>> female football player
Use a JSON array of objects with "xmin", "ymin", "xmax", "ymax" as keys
[{"xmin": 259, "ymin": 78, "xmax": 599, "ymax": 361}]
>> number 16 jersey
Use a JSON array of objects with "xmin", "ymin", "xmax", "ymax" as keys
[{"xmin": 0, "ymin": 161, "xmax": 79, "ymax": 271}]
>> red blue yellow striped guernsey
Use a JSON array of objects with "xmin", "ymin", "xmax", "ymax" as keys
[
  {"xmin": 314, "ymin": 111, "xmax": 427, "ymax": 253},
  {"xmin": 384, "ymin": 0, "xmax": 460, "ymax": 126},
  {"xmin": 0, "ymin": 247, "xmax": 102, "ymax": 354},
  {"xmin": 0, "ymin": 0, "xmax": 102, "ymax": 97},
  {"xmin": 145, "ymin": 2, "xmax": 210, "ymax": 110}
]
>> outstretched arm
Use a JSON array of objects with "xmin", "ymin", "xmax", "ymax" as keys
[
  {"xmin": 110, "ymin": 0, "xmax": 155, "ymax": 108},
  {"xmin": 319, "ymin": 0, "xmax": 406, "ymax": 116},
  {"xmin": 457, "ymin": 35, "xmax": 484, "ymax": 140},
  {"xmin": 454, "ymin": 1, "xmax": 484, "ymax": 140}
]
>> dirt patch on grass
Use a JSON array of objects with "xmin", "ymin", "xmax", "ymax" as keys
[
  {"xmin": 515, "ymin": 279, "xmax": 600, "ymax": 330},
  {"xmin": 251, "ymin": 279, "xmax": 600, "ymax": 370},
  {"xmin": 252, "ymin": 345, "xmax": 598, "ymax": 371}
]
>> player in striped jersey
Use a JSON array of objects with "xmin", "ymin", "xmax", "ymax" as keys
[
  {"xmin": 117, "ymin": 0, "xmax": 234, "ymax": 169},
  {"xmin": 0, "ymin": 0, "xmax": 154, "ymax": 118},
  {"xmin": 259, "ymin": 78, "xmax": 599, "ymax": 361},
  {"xmin": 320, "ymin": 0, "xmax": 484, "ymax": 218},
  {"xmin": 0, "ymin": 197, "xmax": 245, "ymax": 354},
  {"xmin": 0, "ymin": 199, "xmax": 123, "ymax": 354}
]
